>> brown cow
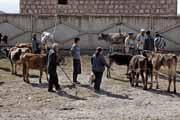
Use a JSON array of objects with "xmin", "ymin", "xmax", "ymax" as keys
[
  {"xmin": 16, "ymin": 43, "xmax": 32, "ymax": 50},
  {"xmin": 128, "ymin": 55, "xmax": 149, "ymax": 90},
  {"xmin": 16, "ymin": 43, "xmax": 48, "ymax": 54},
  {"xmin": 21, "ymin": 53, "xmax": 48, "ymax": 84},
  {"xmin": 149, "ymin": 53, "xmax": 178, "ymax": 93}
]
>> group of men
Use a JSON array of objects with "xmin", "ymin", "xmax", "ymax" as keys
[
  {"xmin": 124, "ymin": 29, "xmax": 166, "ymax": 55},
  {"xmin": 0, "ymin": 33, "xmax": 8, "ymax": 44},
  {"xmin": 31, "ymin": 33, "xmax": 81, "ymax": 92}
]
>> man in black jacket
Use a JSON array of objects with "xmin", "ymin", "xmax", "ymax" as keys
[
  {"xmin": 144, "ymin": 31, "xmax": 154, "ymax": 52},
  {"xmin": 47, "ymin": 43, "xmax": 61, "ymax": 92}
]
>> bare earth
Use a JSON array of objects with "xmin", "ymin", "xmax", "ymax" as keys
[{"xmin": 0, "ymin": 56, "xmax": 180, "ymax": 120}]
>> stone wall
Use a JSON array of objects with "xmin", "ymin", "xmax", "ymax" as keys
[
  {"xmin": 20, "ymin": 0, "xmax": 177, "ymax": 15},
  {"xmin": 20, "ymin": 0, "xmax": 57, "ymax": 15}
]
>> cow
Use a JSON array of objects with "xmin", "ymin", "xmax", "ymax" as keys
[
  {"xmin": 16, "ymin": 43, "xmax": 32, "ymax": 51},
  {"xmin": 7, "ymin": 47, "xmax": 31, "ymax": 75},
  {"xmin": 98, "ymin": 33, "xmax": 128, "ymax": 43},
  {"xmin": 107, "ymin": 52, "xmax": 133, "ymax": 78},
  {"xmin": 16, "ymin": 42, "xmax": 46, "ymax": 54},
  {"xmin": 128, "ymin": 55, "xmax": 150, "ymax": 90},
  {"xmin": 21, "ymin": 53, "xmax": 48, "ymax": 84},
  {"xmin": 148, "ymin": 53, "xmax": 178, "ymax": 93}
]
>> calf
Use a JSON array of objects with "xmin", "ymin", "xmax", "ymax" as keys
[
  {"xmin": 21, "ymin": 53, "xmax": 48, "ymax": 84},
  {"xmin": 149, "ymin": 53, "xmax": 178, "ymax": 93},
  {"xmin": 107, "ymin": 52, "xmax": 133, "ymax": 78},
  {"xmin": 8, "ymin": 47, "xmax": 31, "ymax": 75},
  {"xmin": 128, "ymin": 55, "xmax": 149, "ymax": 90}
]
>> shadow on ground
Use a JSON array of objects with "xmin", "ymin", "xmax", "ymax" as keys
[
  {"xmin": 0, "ymin": 67, "xmax": 11, "ymax": 72},
  {"xmin": 80, "ymin": 84, "xmax": 133, "ymax": 100}
]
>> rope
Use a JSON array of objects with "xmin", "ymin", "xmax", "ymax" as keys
[{"xmin": 52, "ymin": 14, "xmax": 58, "ymax": 42}]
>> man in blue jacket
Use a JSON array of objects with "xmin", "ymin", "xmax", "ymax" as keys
[
  {"xmin": 70, "ymin": 38, "xmax": 81, "ymax": 84},
  {"xmin": 32, "ymin": 34, "xmax": 41, "ymax": 54}
]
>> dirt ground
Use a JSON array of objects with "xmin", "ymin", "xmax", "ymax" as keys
[{"xmin": 1, "ymin": 55, "xmax": 180, "ymax": 120}]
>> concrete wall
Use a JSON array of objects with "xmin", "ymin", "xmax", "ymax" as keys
[
  {"xmin": 0, "ymin": 14, "xmax": 180, "ymax": 50},
  {"xmin": 20, "ymin": 0, "xmax": 177, "ymax": 16}
]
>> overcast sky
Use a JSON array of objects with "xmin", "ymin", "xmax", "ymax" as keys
[{"xmin": 0, "ymin": 0, "xmax": 180, "ymax": 14}]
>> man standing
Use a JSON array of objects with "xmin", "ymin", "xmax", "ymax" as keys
[
  {"xmin": 32, "ymin": 34, "xmax": 40, "ymax": 54},
  {"xmin": 2, "ymin": 35, "xmax": 8, "ymax": 44},
  {"xmin": 125, "ymin": 32, "xmax": 136, "ymax": 55},
  {"xmin": 136, "ymin": 29, "xmax": 146, "ymax": 54},
  {"xmin": 154, "ymin": 32, "xmax": 166, "ymax": 52},
  {"xmin": 47, "ymin": 43, "xmax": 61, "ymax": 92},
  {"xmin": 71, "ymin": 38, "xmax": 81, "ymax": 84},
  {"xmin": 144, "ymin": 31, "xmax": 154, "ymax": 51}
]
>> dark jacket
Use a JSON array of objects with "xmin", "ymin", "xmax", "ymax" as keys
[
  {"xmin": 47, "ymin": 49, "xmax": 58, "ymax": 74},
  {"xmin": 144, "ymin": 35, "xmax": 154, "ymax": 51},
  {"xmin": 32, "ymin": 37, "xmax": 40, "ymax": 53},
  {"xmin": 91, "ymin": 54, "xmax": 109, "ymax": 72}
]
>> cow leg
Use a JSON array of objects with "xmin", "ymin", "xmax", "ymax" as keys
[
  {"xmin": 149, "ymin": 71, "xmax": 153, "ymax": 89},
  {"xmin": 141, "ymin": 71, "xmax": 147, "ymax": 90},
  {"xmin": 11, "ymin": 62, "xmax": 14, "ymax": 74},
  {"xmin": 107, "ymin": 59, "xmax": 113, "ymax": 78},
  {"xmin": 155, "ymin": 71, "xmax": 159, "ymax": 89},
  {"xmin": 39, "ymin": 70, "xmax": 42, "ymax": 84},
  {"xmin": 167, "ymin": 75, "xmax": 172, "ymax": 93},
  {"xmin": 145, "ymin": 71, "xmax": 148, "ymax": 90},
  {"xmin": 135, "ymin": 73, "xmax": 139, "ymax": 87},
  {"xmin": 23, "ymin": 64, "xmax": 26, "ymax": 82},
  {"xmin": 15, "ymin": 63, "xmax": 17, "ymax": 75},
  {"xmin": 26, "ymin": 63, "xmax": 30, "ymax": 84},
  {"xmin": 173, "ymin": 76, "xmax": 176, "ymax": 94},
  {"xmin": 130, "ymin": 72, "xmax": 134, "ymax": 87}
]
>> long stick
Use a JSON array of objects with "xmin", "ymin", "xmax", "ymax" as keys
[{"xmin": 58, "ymin": 65, "xmax": 75, "ymax": 85}]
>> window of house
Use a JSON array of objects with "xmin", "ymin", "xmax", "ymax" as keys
[{"xmin": 58, "ymin": 0, "xmax": 68, "ymax": 5}]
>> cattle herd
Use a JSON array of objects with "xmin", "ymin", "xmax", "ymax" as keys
[
  {"xmin": 2, "ymin": 43, "xmax": 49, "ymax": 84},
  {"xmin": 0, "ymin": 42, "xmax": 179, "ymax": 94},
  {"xmin": 108, "ymin": 52, "xmax": 178, "ymax": 93}
]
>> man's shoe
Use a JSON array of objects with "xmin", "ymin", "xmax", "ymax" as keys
[
  {"xmin": 48, "ymin": 90, "xmax": 56, "ymax": 93},
  {"xmin": 56, "ymin": 87, "xmax": 62, "ymax": 92},
  {"xmin": 73, "ymin": 81, "xmax": 81, "ymax": 84}
]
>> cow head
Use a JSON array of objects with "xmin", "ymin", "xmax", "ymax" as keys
[
  {"xmin": 1, "ymin": 48, "xmax": 10, "ymax": 57},
  {"xmin": 98, "ymin": 33, "xmax": 109, "ymax": 41},
  {"xmin": 159, "ymin": 55, "xmax": 166, "ymax": 66}
]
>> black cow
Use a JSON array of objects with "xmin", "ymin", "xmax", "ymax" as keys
[{"xmin": 107, "ymin": 52, "xmax": 133, "ymax": 78}]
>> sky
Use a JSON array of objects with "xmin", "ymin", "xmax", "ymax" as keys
[{"xmin": 0, "ymin": 0, "xmax": 180, "ymax": 14}]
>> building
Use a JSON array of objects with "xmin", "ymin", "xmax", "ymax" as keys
[{"xmin": 20, "ymin": 0, "xmax": 177, "ymax": 16}]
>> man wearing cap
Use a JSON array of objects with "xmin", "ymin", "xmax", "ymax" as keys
[
  {"xmin": 70, "ymin": 38, "xmax": 81, "ymax": 84},
  {"xmin": 47, "ymin": 43, "xmax": 61, "ymax": 92},
  {"xmin": 125, "ymin": 32, "xmax": 136, "ymax": 55},
  {"xmin": 136, "ymin": 29, "xmax": 146, "ymax": 54}
]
